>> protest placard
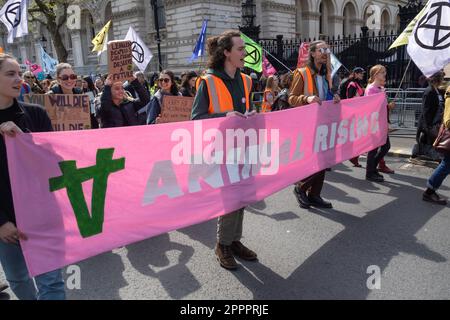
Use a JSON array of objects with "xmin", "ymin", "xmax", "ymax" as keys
[
  {"xmin": 159, "ymin": 96, "xmax": 194, "ymax": 123},
  {"xmin": 108, "ymin": 40, "xmax": 134, "ymax": 82},
  {"xmin": 24, "ymin": 94, "xmax": 91, "ymax": 131}
]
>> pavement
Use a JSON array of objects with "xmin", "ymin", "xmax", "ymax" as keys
[{"xmin": 388, "ymin": 128, "xmax": 416, "ymax": 159}]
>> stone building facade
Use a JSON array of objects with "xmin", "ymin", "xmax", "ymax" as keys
[{"xmin": 0, "ymin": 0, "xmax": 407, "ymax": 76}]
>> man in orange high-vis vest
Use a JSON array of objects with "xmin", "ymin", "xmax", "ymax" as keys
[
  {"xmin": 191, "ymin": 30, "xmax": 257, "ymax": 271},
  {"xmin": 289, "ymin": 40, "xmax": 340, "ymax": 210}
]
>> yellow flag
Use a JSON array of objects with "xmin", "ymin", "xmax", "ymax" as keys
[
  {"xmin": 92, "ymin": 20, "xmax": 111, "ymax": 53},
  {"xmin": 389, "ymin": 6, "xmax": 427, "ymax": 50}
]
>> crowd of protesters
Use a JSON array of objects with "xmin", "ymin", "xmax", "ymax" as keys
[{"xmin": 1, "ymin": 28, "xmax": 450, "ymax": 299}]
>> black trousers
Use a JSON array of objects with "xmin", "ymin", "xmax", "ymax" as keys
[
  {"xmin": 296, "ymin": 170, "xmax": 326, "ymax": 196},
  {"xmin": 366, "ymin": 136, "xmax": 391, "ymax": 175}
]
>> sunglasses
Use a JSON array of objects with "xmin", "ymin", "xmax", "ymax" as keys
[
  {"xmin": 59, "ymin": 74, "xmax": 78, "ymax": 81},
  {"xmin": 158, "ymin": 78, "xmax": 171, "ymax": 84},
  {"xmin": 24, "ymin": 76, "xmax": 34, "ymax": 79},
  {"xmin": 318, "ymin": 48, "xmax": 331, "ymax": 54}
]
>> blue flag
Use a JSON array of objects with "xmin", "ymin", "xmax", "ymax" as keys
[
  {"xmin": 189, "ymin": 19, "xmax": 208, "ymax": 63},
  {"xmin": 40, "ymin": 45, "xmax": 58, "ymax": 74}
]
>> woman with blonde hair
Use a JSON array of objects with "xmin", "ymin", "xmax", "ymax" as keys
[
  {"xmin": 48, "ymin": 63, "xmax": 82, "ymax": 94},
  {"xmin": 365, "ymin": 64, "xmax": 395, "ymax": 182},
  {"xmin": 261, "ymin": 75, "xmax": 278, "ymax": 112}
]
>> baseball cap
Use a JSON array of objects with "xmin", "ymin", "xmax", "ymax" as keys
[{"xmin": 353, "ymin": 67, "xmax": 365, "ymax": 74}]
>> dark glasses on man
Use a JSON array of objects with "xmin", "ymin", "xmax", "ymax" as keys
[
  {"xmin": 158, "ymin": 78, "xmax": 170, "ymax": 84},
  {"xmin": 59, "ymin": 74, "xmax": 77, "ymax": 81}
]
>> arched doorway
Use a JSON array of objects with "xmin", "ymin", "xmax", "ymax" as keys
[
  {"xmin": 319, "ymin": 0, "xmax": 335, "ymax": 38},
  {"xmin": 381, "ymin": 9, "xmax": 391, "ymax": 33},
  {"xmin": 296, "ymin": 0, "xmax": 310, "ymax": 38},
  {"xmin": 343, "ymin": 1, "xmax": 357, "ymax": 36}
]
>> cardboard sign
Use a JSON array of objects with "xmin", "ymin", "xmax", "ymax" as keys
[
  {"xmin": 24, "ymin": 94, "xmax": 91, "ymax": 131},
  {"xmin": 108, "ymin": 40, "xmax": 134, "ymax": 82},
  {"xmin": 159, "ymin": 96, "xmax": 194, "ymax": 123}
]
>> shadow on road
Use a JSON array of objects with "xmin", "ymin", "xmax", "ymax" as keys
[
  {"xmin": 228, "ymin": 169, "xmax": 447, "ymax": 299},
  {"xmin": 126, "ymin": 234, "xmax": 200, "ymax": 299}
]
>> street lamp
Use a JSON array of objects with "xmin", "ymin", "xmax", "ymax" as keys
[
  {"xmin": 239, "ymin": 0, "xmax": 260, "ymax": 41},
  {"xmin": 40, "ymin": 35, "xmax": 47, "ymax": 52},
  {"xmin": 151, "ymin": 0, "xmax": 163, "ymax": 72}
]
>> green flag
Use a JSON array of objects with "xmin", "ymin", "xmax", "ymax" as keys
[
  {"xmin": 241, "ymin": 33, "xmax": 263, "ymax": 72},
  {"xmin": 388, "ymin": 5, "xmax": 427, "ymax": 50}
]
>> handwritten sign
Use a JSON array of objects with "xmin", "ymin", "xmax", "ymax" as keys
[
  {"xmin": 24, "ymin": 94, "xmax": 91, "ymax": 131},
  {"xmin": 108, "ymin": 40, "xmax": 134, "ymax": 82},
  {"xmin": 159, "ymin": 96, "xmax": 194, "ymax": 123}
]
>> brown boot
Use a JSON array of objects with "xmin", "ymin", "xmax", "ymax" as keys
[
  {"xmin": 378, "ymin": 159, "xmax": 395, "ymax": 174},
  {"xmin": 215, "ymin": 243, "xmax": 238, "ymax": 270},
  {"xmin": 231, "ymin": 241, "xmax": 258, "ymax": 261}
]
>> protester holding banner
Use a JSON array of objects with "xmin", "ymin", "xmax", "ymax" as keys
[
  {"xmin": 261, "ymin": 75, "xmax": 278, "ymax": 113},
  {"xmin": 180, "ymin": 71, "xmax": 198, "ymax": 98},
  {"xmin": 48, "ymin": 63, "xmax": 83, "ymax": 95},
  {"xmin": 422, "ymin": 85, "xmax": 450, "ymax": 205},
  {"xmin": 191, "ymin": 30, "xmax": 257, "ymax": 270},
  {"xmin": 0, "ymin": 53, "xmax": 65, "ymax": 300},
  {"xmin": 365, "ymin": 65, "xmax": 395, "ymax": 182},
  {"xmin": 95, "ymin": 73, "xmax": 150, "ymax": 128},
  {"xmin": 289, "ymin": 40, "xmax": 339, "ymax": 209},
  {"xmin": 146, "ymin": 70, "xmax": 181, "ymax": 124}
]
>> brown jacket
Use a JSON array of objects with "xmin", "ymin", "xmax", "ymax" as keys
[{"xmin": 288, "ymin": 64, "xmax": 320, "ymax": 107}]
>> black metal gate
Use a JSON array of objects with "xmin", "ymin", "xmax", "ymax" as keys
[{"xmin": 260, "ymin": 29, "xmax": 423, "ymax": 89}]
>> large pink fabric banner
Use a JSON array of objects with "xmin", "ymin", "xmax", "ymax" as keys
[{"xmin": 6, "ymin": 93, "xmax": 387, "ymax": 276}]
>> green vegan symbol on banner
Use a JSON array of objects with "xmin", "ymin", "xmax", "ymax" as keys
[{"xmin": 49, "ymin": 148, "xmax": 125, "ymax": 238}]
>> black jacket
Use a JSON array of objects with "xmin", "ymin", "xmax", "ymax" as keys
[
  {"xmin": 419, "ymin": 86, "xmax": 445, "ymax": 130},
  {"xmin": 48, "ymin": 85, "xmax": 83, "ymax": 95},
  {"xmin": 0, "ymin": 100, "xmax": 53, "ymax": 227},
  {"xmin": 96, "ymin": 79, "xmax": 150, "ymax": 128}
]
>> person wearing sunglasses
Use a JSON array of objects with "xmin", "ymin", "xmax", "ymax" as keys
[
  {"xmin": 146, "ymin": 70, "xmax": 181, "ymax": 124},
  {"xmin": 289, "ymin": 40, "xmax": 340, "ymax": 210},
  {"xmin": 0, "ymin": 53, "xmax": 65, "ymax": 300},
  {"xmin": 95, "ymin": 73, "xmax": 150, "ymax": 128},
  {"xmin": 47, "ymin": 63, "xmax": 83, "ymax": 95}
]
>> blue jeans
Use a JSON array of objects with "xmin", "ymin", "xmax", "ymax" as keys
[
  {"xmin": 0, "ymin": 240, "xmax": 65, "ymax": 300},
  {"xmin": 428, "ymin": 154, "xmax": 450, "ymax": 191}
]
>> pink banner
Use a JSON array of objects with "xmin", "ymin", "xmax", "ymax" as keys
[{"xmin": 6, "ymin": 93, "xmax": 387, "ymax": 276}]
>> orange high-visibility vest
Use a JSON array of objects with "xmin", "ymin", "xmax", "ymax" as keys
[
  {"xmin": 196, "ymin": 73, "xmax": 252, "ymax": 114},
  {"xmin": 262, "ymin": 89, "xmax": 274, "ymax": 113},
  {"xmin": 296, "ymin": 66, "xmax": 314, "ymax": 96}
]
